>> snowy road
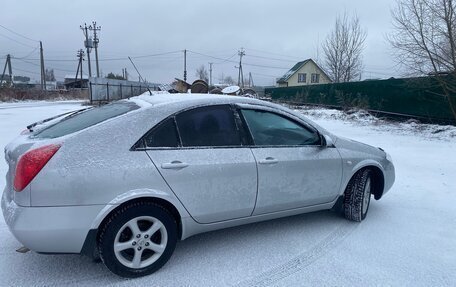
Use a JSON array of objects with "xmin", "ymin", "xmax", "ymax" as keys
[{"xmin": 0, "ymin": 101, "xmax": 455, "ymax": 286}]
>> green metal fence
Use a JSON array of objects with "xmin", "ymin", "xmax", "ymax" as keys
[{"xmin": 265, "ymin": 76, "xmax": 456, "ymax": 124}]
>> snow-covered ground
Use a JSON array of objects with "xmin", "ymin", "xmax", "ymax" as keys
[{"xmin": 0, "ymin": 101, "xmax": 455, "ymax": 286}]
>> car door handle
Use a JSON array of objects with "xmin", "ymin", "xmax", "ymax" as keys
[
  {"xmin": 258, "ymin": 157, "xmax": 279, "ymax": 164},
  {"xmin": 161, "ymin": 161, "xmax": 189, "ymax": 169}
]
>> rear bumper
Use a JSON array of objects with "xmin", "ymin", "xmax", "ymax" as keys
[{"xmin": 1, "ymin": 191, "xmax": 105, "ymax": 253}]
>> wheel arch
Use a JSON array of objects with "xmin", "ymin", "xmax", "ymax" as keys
[
  {"xmin": 97, "ymin": 197, "xmax": 184, "ymax": 240},
  {"xmin": 344, "ymin": 162, "xmax": 385, "ymax": 200},
  {"xmin": 81, "ymin": 191, "xmax": 187, "ymax": 259},
  {"xmin": 368, "ymin": 166, "xmax": 385, "ymax": 200}
]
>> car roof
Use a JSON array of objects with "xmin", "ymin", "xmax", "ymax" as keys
[
  {"xmin": 125, "ymin": 92, "xmax": 330, "ymax": 135},
  {"xmin": 127, "ymin": 92, "xmax": 264, "ymax": 108}
]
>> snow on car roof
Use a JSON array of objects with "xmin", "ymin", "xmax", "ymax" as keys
[{"xmin": 128, "ymin": 92, "xmax": 258, "ymax": 108}]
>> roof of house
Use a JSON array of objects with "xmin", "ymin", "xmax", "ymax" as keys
[
  {"xmin": 276, "ymin": 59, "xmax": 331, "ymax": 83},
  {"xmin": 277, "ymin": 59, "xmax": 310, "ymax": 83}
]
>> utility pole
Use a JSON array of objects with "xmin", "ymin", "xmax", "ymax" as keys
[
  {"xmin": 0, "ymin": 57, "xmax": 6, "ymax": 86},
  {"xmin": 248, "ymin": 72, "xmax": 254, "ymax": 87},
  {"xmin": 80, "ymin": 23, "xmax": 92, "ymax": 77},
  {"xmin": 208, "ymin": 62, "xmax": 213, "ymax": 86},
  {"xmin": 75, "ymin": 49, "xmax": 84, "ymax": 90},
  {"xmin": 183, "ymin": 49, "xmax": 187, "ymax": 82},
  {"xmin": 89, "ymin": 21, "xmax": 101, "ymax": 77},
  {"xmin": 1, "ymin": 54, "xmax": 13, "ymax": 87},
  {"xmin": 237, "ymin": 48, "xmax": 245, "ymax": 88},
  {"xmin": 40, "ymin": 41, "xmax": 46, "ymax": 90},
  {"xmin": 122, "ymin": 68, "xmax": 128, "ymax": 80}
]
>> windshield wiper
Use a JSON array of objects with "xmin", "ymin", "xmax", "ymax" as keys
[{"xmin": 27, "ymin": 107, "xmax": 93, "ymax": 132}]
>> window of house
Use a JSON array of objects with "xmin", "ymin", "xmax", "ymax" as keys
[
  {"xmin": 298, "ymin": 73, "xmax": 307, "ymax": 83},
  {"xmin": 311, "ymin": 73, "xmax": 320, "ymax": 83},
  {"xmin": 144, "ymin": 118, "xmax": 180, "ymax": 148},
  {"xmin": 241, "ymin": 109, "xmax": 321, "ymax": 146},
  {"xmin": 176, "ymin": 105, "xmax": 242, "ymax": 147}
]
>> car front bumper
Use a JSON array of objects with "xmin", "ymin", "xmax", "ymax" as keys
[
  {"xmin": 1, "ymin": 190, "xmax": 104, "ymax": 254},
  {"xmin": 381, "ymin": 156, "xmax": 395, "ymax": 197}
]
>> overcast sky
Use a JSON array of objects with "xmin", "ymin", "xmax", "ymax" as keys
[{"xmin": 1, "ymin": 0, "xmax": 400, "ymax": 86}]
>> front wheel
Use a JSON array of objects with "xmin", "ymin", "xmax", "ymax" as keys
[
  {"xmin": 98, "ymin": 202, "xmax": 177, "ymax": 278},
  {"xmin": 344, "ymin": 169, "xmax": 372, "ymax": 222}
]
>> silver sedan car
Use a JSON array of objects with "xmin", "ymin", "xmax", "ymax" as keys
[{"xmin": 2, "ymin": 94, "xmax": 395, "ymax": 278}]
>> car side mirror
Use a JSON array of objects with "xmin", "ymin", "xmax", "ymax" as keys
[{"xmin": 321, "ymin": 134, "xmax": 335, "ymax": 147}]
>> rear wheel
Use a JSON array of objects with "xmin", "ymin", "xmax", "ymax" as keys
[
  {"xmin": 344, "ymin": 169, "xmax": 372, "ymax": 222},
  {"xmin": 98, "ymin": 202, "xmax": 177, "ymax": 278}
]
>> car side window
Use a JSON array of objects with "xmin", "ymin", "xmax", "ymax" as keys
[
  {"xmin": 241, "ymin": 109, "xmax": 321, "ymax": 146},
  {"xmin": 176, "ymin": 105, "xmax": 242, "ymax": 147},
  {"xmin": 144, "ymin": 118, "xmax": 179, "ymax": 148}
]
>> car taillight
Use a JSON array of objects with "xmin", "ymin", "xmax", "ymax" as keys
[{"xmin": 13, "ymin": 144, "xmax": 61, "ymax": 192}]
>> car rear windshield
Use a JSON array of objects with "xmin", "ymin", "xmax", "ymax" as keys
[{"xmin": 33, "ymin": 101, "xmax": 139, "ymax": 139}]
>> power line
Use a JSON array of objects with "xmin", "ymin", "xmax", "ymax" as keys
[
  {"xmin": 250, "ymin": 72, "xmax": 279, "ymax": 78},
  {"xmin": 0, "ymin": 24, "xmax": 39, "ymax": 42},
  {"xmin": 188, "ymin": 50, "xmax": 291, "ymax": 70},
  {"xmin": 13, "ymin": 57, "xmax": 40, "ymax": 66},
  {"xmin": 12, "ymin": 57, "xmax": 76, "ymax": 62},
  {"xmin": 187, "ymin": 50, "xmax": 238, "ymax": 64},
  {"xmin": 243, "ymin": 62, "xmax": 290, "ymax": 70},
  {"xmin": 213, "ymin": 53, "xmax": 237, "ymax": 64},
  {"xmin": 246, "ymin": 54, "xmax": 297, "ymax": 63},
  {"xmin": 96, "ymin": 51, "xmax": 181, "ymax": 61},
  {"xmin": 52, "ymin": 67, "xmax": 78, "ymax": 73},
  {"xmin": 245, "ymin": 47, "xmax": 302, "ymax": 60},
  {"xmin": 13, "ymin": 57, "xmax": 76, "ymax": 74},
  {"xmin": 16, "ymin": 46, "xmax": 40, "ymax": 59},
  {"xmin": 1, "ymin": 46, "xmax": 40, "ymax": 60},
  {"xmin": 130, "ymin": 50, "xmax": 181, "ymax": 59},
  {"xmin": 15, "ymin": 50, "xmax": 182, "ymax": 62},
  {"xmin": 13, "ymin": 67, "xmax": 41, "ymax": 75},
  {"xmin": 0, "ymin": 32, "xmax": 37, "ymax": 48}
]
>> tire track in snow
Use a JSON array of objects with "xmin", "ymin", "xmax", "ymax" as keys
[
  {"xmin": 0, "ymin": 252, "xmax": 17, "ymax": 256},
  {"xmin": 46, "ymin": 274, "xmax": 114, "ymax": 287},
  {"xmin": 234, "ymin": 222, "xmax": 358, "ymax": 287}
]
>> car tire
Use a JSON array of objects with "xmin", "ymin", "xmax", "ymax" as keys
[
  {"xmin": 98, "ymin": 202, "xmax": 177, "ymax": 278},
  {"xmin": 344, "ymin": 169, "xmax": 372, "ymax": 222}
]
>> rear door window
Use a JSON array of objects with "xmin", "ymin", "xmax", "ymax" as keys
[
  {"xmin": 144, "ymin": 118, "xmax": 180, "ymax": 148},
  {"xmin": 34, "ymin": 101, "xmax": 139, "ymax": 139},
  {"xmin": 175, "ymin": 105, "xmax": 242, "ymax": 147}
]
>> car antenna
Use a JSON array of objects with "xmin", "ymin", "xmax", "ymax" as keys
[{"xmin": 128, "ymin": 56, "xmax": 152, "ymax": 95}]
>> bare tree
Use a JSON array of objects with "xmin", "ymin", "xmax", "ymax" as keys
[
  {"xmin": 322, "ymin": 13, "xmax": 367, "ymax": 82},
  {"xmin": 195, "ymin": 65, "xmax": 209, "ymax": 83},
  {"xmin": 389, "ymin": 0, "xmax": 456, "ymax": 117},
  {"xmin": 223, "ymin": 76, "xmax": 236, "ymax": 85},
  {"xmin": 389, "ymin": 0, "xmax": 456, "ymax": 73}
]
